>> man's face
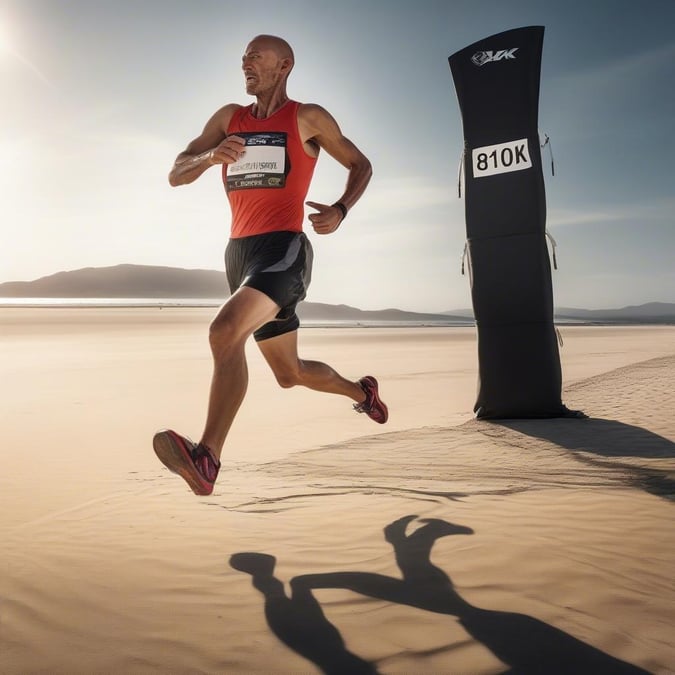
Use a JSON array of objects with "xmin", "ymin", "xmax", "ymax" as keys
[{"xmin": 241, "ymin": 40, "xmax": 284, "ymax": 96}]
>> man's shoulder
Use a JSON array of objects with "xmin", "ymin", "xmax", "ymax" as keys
[
  {"xmin": 207, "ymin": 103, "xmax": 247, "ymax": 132},
  {"xmin": 219, "ymin": 102, "xmax": 248, "ymax": 117},
  {"xmin": 296, "ymin": 102, "xmax": 333, "ymax": 123},
  {"xmin": 297, "ymin": 101, "xmax": 325, "ymax": 113}
]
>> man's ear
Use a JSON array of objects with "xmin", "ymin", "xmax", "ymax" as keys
[{"xmin": 280, "ymin": 57, "xmax": 293, "ymax": 74}]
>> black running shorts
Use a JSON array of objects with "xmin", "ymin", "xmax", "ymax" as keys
[{"xmin": 224, "ymin": 231, "xmax": 313, "ymax": 342}]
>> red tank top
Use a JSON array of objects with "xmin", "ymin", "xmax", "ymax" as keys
[{"xmin": 224, "ymin": 100, "xmax": 317, "ymax": 238}]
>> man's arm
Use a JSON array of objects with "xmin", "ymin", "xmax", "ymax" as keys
[
  {"xmin": 168, "ymin": 104, "xmax": 246, "ymax": 187},
  {"xmin": 299, "ymin": 103, "xmax": 373, "ymax": 235}
]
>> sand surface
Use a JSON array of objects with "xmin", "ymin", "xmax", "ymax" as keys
[{"xmin": 1, "ymin": 309, "xmax": 673, "ymax": 674}]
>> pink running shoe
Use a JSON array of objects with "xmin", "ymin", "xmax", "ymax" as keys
[
  {"xmin": 153, "ymin": 429, "xmax": 220, "ymax": 496},
  {"xmin": 353, "ymin": 376, "xmax": 388, "ymax": 424}
]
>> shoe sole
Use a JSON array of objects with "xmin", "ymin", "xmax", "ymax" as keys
[
  {"xmin": 153, "ymin": 430, "xmax": 214, "ymax": 496},
  {"xmin": 362, "ymin": 376, "xmax": 388, "ymax": 424}
]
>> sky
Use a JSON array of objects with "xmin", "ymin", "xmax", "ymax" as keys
[{"xmin": 0, "ymin": 0, "xmax": 673, "ymax": 312}]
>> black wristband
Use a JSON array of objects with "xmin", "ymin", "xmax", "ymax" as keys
[{"xmin": 332, "ymin": 201, "xmax": 348, "ymax": 221}]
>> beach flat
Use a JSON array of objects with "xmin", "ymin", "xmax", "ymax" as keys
[{"xmin": 1, "ymin": 309, "xmax": 673, "ymax": 673}]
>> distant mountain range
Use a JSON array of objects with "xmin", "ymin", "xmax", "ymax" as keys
[
  {"xmin": 1, "ymin": 264, "xmax": 673, "ymax": 324},
  {"xmin": 0, "ymin": 264, "xmax": 226, "ymax": 300}
]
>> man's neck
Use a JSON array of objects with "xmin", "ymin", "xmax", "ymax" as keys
[{"xmin": 252, "ymin": 90, "xmax": 289, "ymax": 119}]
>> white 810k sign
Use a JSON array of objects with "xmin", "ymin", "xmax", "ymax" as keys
[{"xmin": 471, "ymin": 138, "xmax": 532, "ymax": 177}]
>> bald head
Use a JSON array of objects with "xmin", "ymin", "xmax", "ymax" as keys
[{"xmin": 248, "ymin": 34, "xmax": 294, "ymax": 66}]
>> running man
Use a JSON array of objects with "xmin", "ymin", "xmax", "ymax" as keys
[{"xmin": 153, "ymin": 35, "xmax": 388, "ymax": 496}]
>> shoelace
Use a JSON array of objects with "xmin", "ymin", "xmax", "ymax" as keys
[
  {"xmin": 353, "ymin": 401, "xmax": 369, "ymax": 413},
  {"xmin": 353, "ymin": 385, "xmax": 372, "ymax": 413},
  {"xmin": 192, "ymin": 444, "xmax": 220, "ymax": 481}
]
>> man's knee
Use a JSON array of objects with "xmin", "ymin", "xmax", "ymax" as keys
[
  {"xmin": 273, "ymin": 368, "xmax": 300, "ymax": 389},
  {"xmin": 271, "ymin": 360, "xmax": 304, "ymax": 389},
  {"xmin": 209, "ymin": 316, "xmax": 246, "ymax": 354}
]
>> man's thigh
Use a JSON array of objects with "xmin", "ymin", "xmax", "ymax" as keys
[{"xmin": 211, "ymin": 286, "xmax": 281, "ymax": 342}]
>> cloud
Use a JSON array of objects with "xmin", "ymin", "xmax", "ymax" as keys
[
  {"xmin": 548, "ymin": 196, "xmax": 675, "ymax": 228},
  {"xmin": 361, "ymin": 175, "xmax": 456, "ymax": 215}
]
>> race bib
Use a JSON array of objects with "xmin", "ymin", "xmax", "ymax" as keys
[{"xmin": 226, "ymin": 132, "xmax": 287, "ymax": 190}]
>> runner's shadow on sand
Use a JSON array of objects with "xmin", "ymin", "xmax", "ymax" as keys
[
  {"xmin": 230, "ymin": 552, "xmax": 377, "ymax": 674},
  {"xmin": 494, "ymin": 417, "xmax": 675, "ymax": 499},
  {"xmin": 230, "ymin": 515, "xmax": 648, "ymax": 674}
]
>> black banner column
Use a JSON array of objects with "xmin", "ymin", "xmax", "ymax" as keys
[{"xmin": 448, "ymin": 26, "xmax": 579, "ymax": 419}]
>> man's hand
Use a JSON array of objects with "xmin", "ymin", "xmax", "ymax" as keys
[
  {"xmin": 208, "ymin": 135, "xmax": 247, "ymax": 165},
  {"xmin": 306, "ymin": 201, "xmax": 344, "ymax": 235}
]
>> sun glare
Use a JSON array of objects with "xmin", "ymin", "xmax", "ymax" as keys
[
  {"xmin": 0, "ymin": 16, "xmax": 52, "ymax": 87},
  {"xmin": 0, "ymin": 18, "xmax": 11, "ymax": 55}
]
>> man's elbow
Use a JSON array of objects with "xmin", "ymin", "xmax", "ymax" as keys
[
  {"xmin": 357, "ymin": 156, "xmax": 373, "ymax": 180},
  {"xmin": 362, "ymin": 157, "xmax": 373, "ymax": 182},
  {"xmin": 168, "ymin": 170, "xmax": 184, "ymax": 187}
]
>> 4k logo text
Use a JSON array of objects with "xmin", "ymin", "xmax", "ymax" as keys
[{"xmin": 471, "ymin": 48, "xmax": 519, "ymax": 66}]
